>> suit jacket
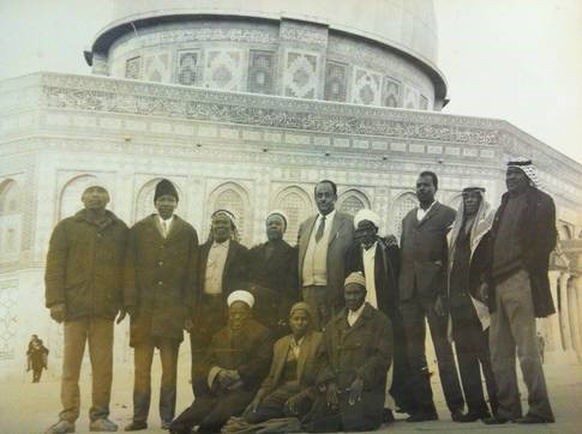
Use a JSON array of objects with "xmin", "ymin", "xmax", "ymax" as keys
[
  {"xmin": 345, "ymin": 236, "xmax": 400, "ymax": 318},
  {"xmin": 124, "ymin": 214, "xmax": 199, "ymax": 345},
  {"xmin": 257, "ymin": 331, "xmax": 322, "ymax": 397},
  {"xmin": 297, "ymin": 211, "xmax": 354, "ymax": 308},
  {"xmin": 194, "ymin": 319, "xmax": 273, "ymax": 393},
  {"xmin": 317, "ymin": 303, "xmax": 392, "ymax": 391},
  {"xmin": 487, "ymin": 187, "xmax": 557, "ymax": 317},
  {"xmin": 399, "ymin": 202, "xmax": 456, "ymax": 302}
]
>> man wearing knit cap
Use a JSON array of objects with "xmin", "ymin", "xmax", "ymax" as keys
[
  {"xmin": 170, "ymin": 290, "xmax": 272, "ymax": 434},
  {"xmin": 248, "ymin": 210, "xmax": 298, "ymax": 337},
  {"xmin": 298, "ymin": 180, "xmax": 354, "ymax": 330},
  {"xmin": 123, "ymin": 178, "xmax": 199, "ymax": 431},
  {"xmin": 303, "ymin": 272, "xmax": 392, "ymax": 432},
  {"xmin": 345, "ymin": 209, "xmax": 417, "ymax": 420},
  {"xmin": 483, "ymin": 159, "xmax": 556, "ymax": 425},
  {"xmin": 191, "ymin": 209, "xmax": 249, "ymax": 393}
]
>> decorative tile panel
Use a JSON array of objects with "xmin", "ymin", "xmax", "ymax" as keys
[
  {"xmin": 382, "ymin": 76, "xmax": 401, "ymax": 107},
  {"xmin": 0, "ymin": 279, "xmax": 18, "ymax": 360},
  {"xmin": 403, "ymin": 85, "xmax": 419, "ymax": 109},
  {"xmin": 204, "ymin": 50, "xmax": 243, "ymax": 91},
  {"xmin": 420, "ymin": 95, "xmax": 429, "ymax": 110},
  {"xmin": 144, "ymin": 53, "xmax": 170, "ymax": 83},
  {"xmin": 248, "ymin": 50, "xmax": 275, "ymax": 95},
  {"xmin": 324, "ymin": 61, "xmax": 348, "ymax": 102},
  {"xmin": 125, "ymin": 56, "xmax": 141, "ymax": 80},
  {"xmin": 352, "ymin": 67, "xmax": 381, "ymax": 106},
  {"xmin": 177, "ymin": 51, "xmax": 200, "ymax": 86},
  {"xmin": 283, "ymin": 51, "xmax": 318, "ymax": 99}
]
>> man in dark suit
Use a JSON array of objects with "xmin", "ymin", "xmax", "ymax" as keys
[
  {"xmin": 297, "ymin": 180, "xmax": 354, "ymax": 330},
  {"xmin": 345, "ymin": 209, "xmax": 417, "ymax": 420},
  {"xmin": 483, "ymin": 159, "xmax": 556, "ymax": 425},
  {"xmin": 190, "ymin": 210, "xmax": 249, "ymax": 389},
  {"xmin": 123, "ymin": 179, "xmax": 199, "ymax": 431},
  {"xmin": 170, "ymin": 290, "xmax": 273, "ymax": 434},
  {"xmin": 248, "ymin": 211, "xmax": 298, "ymax": 337},
  {"xmin": 399, "ymin": 171, "xmax": 465, "ymax": 422}
]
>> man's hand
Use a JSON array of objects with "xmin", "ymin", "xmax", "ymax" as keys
[
  {"xmin": 184, "ymin": 318, "xmax": 193, "ymax": 331},
  {"xmin": 50, "ymin": 304, "xmax": 66, "ymax": 323},
  {"xmin": 348, "ymin": 377, "xmax": 364, "ymax": 406},
  {"xmin": 478, "ymin": 282, "xmax": 489, "ymax": 302},
  {"xmin": 116, "ymin": 309, "xmax": 127, "ymax": 324},
  {"xmin": 434, "ymin": 296, "xmax": 446, "ymax": 317},
  {"xmin": 325, "ymin": 382, "xmax": 339, "ymax": 410},
  {"xmin": 245, "ymin": 393, "xmax": 264, "ymax": 415}
]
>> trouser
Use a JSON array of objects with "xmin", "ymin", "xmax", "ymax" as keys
[
  {"xmin": 388, "ymin": 309, "xmax": 417, "ymax": 413},
  {"xmin": 245, "ymin": 383, "xmax": 304, "ymax": 423},
  {"xmin": 400, "ymin": 298, "xmax": 465, "ymax": 415},
  {"xmin": 132, "ymin": 338, "xmax": 180, "ymax": 424},
  {"xmin": 302, "ymin": 285, "xmax": 334, "ymax": 331},
  {"xmin": 451, "ymin": 301, "xmax": 498, "ymax": 415},
  {"xmin": 60, "ymin": 318, "xmax": 113, "ymax": 423},
  {"xmin": 489, "ymin": 269, "xmax": 554, "ymax": 421},
  {"xmin": 33, "ymin": 368, "xmax": 43, "ymax": 382},
  {"xmin": 171, "ymin": 386, "xmax": 255, "ymax": 434}
]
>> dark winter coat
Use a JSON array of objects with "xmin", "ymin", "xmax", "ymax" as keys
[
  {"xmin": 124, "ymin": 214, "xmax": 199, "ymax": 346},
  {"xmin": 487, "ymin": 187, "xmax": 557, "ymax": 317},
  {"xmin": 45, "ymin": 209, "xmax": 128, "ymax": 321}
]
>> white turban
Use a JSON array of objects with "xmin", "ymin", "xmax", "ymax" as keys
[
  {"xmin": 266, "ymin": 210, "xmax": 288, "ymax": 232},
  {"xmin": 354, "ymin": 209, "xmax": 381, "ymax": 229},
  {"xmin": 507, "ymin": 157, "xmax": 539, "ymax": 188},
  {"xmin": 344, "ymin": 271, "xmax": 367, "ymax": 289},
  {"xmin": 227, "ymin": 290, "xmax": 255, "ymax": 308}
]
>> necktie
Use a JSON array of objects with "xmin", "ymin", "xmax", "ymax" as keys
[
  {"xmin": 315, "ymin": 216, "xmax": 326, "ymax": 243},
  {"xmin": 162, "ymin": 220, "xmax": 168, "ymax": 237}
]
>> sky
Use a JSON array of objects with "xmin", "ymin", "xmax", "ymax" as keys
[{"xmin": 0, "ymin": 0, "xmax": 580, "ymax": 163}]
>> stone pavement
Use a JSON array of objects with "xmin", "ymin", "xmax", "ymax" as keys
[{"xmin": 0, "ymin": 357, "xmax": 580, "ymax": 434}]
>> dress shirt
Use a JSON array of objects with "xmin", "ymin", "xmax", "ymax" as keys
[
  {"xmin": 302, "ymin": 209, "xmax": 337, "ymax": 286},
  {"xmin": 347, "ymin": 302, "xmax": 366, "ymax": 327},
  {"xmin": 416, "ymin": 200, "xmax": 437, "ymax": 222},
  {"xmin": 157, "ymin": 215, "xmax": 174, "ymax": 238},
  {"xmin": 204, "ymin": 239, "xmax": 230, "ymax": 294},
  {"xmin": 362, "ymin": 242, "xmax": 378, "ymax": 308},
  {"xmin": 289, "ymin": 336, "xmax": 305, "ymax": 360}
]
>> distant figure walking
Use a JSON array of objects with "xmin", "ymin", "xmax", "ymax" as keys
[
  {"xmin": 537, "ymin": 332, "xmax": 545, "ymax": 364},
  {"xmin": 27, "ymin": 335, "xmax": 49, "ymax": 383}
]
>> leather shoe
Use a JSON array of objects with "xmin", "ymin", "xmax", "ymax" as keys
[
  {"xmin": 450, "ymin": 409, "xmax": 465, "ymax": 422},
  {"xmin": 382, "ymin": 408, "xmax": 395, "ymax": 423},
  {"xmin": 455, "ymin": 411, "xmax": 491, "ymax": 422},
  {"xmin": 161, "ymin": 420, "xmax": 172, "ymax": 430},
  {"xmin": 514, "ymin": 414, "xmax": 554, "ymax": 424},
  {"xmin": 124, "ymin": 421, "xmax": 147, "ymax": 431},
  {"xmin": 406, "ymin": 412, "xmax": 438, "ymax": 422},
  {"xmin": 482, "ymin": 416, "xmax": 511, "ymax": 425}
]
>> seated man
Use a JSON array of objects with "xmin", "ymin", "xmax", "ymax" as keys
[
  {"xmin": 170, "ymin": 291, "xmax": 272, "ymax": 434},
  {"xmin": 302, "ymin": 272, "xmax": 393, "ymax": 432},
  {"xmin": 243, "ymin": 302, "xmax": 322, "ymax": 423}
]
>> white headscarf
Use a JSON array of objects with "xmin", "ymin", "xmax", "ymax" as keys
[{"xmin": 354, "ymin": 209, "xmax": 381, "ymax": 229}]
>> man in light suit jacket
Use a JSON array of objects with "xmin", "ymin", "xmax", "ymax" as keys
[
  {"xmin": 297, "ymin": 180, "xmax": 354, "ymax": 330},
  {"xmin": 399, "ymin": 171, "xmax": 465, "ymax": 422}
]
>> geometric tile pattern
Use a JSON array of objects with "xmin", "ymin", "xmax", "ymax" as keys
[
  {"xmin": 274, "ymin": 187, "xmax": 312, "ymax": 243},
  {"xmin": 0, "ymin": 280, "xmax": 18, "ymax": 360},
  {"xmin": 204, "ymin": 50, "xmax": 243, "ymax": 91},
  {"xmin": 382, "ymin": 76, "xmax": 401, "ymax": 108},
  {"xmin": 324, "ymin": 61, "xmax": 348, "ymax": 102},
  {"xmin": 213, "ymin": 187, "xmax": 246, "ymax": 242},
  {"xmin": 284, "ymin": 51, "xmax": 318, "ymax": 99},
  {"xmin": 125, "ymin": 56, "xmax": 141, "ymax": 80},
  {"xmin": 352, "ymin": 67, "xmax": 381, "ymax": 106},
  {"xmin": 248, "ymin": 50, "xmax": 275, "ymax": 95},
  {"xmin": 177, "ymin": 51, "xmax": 200, "ymax": 86},
  {"xmin": 144, "ymin": 53, "xmax": 169, "ymax": 82},
  {"xmin": 392, "ymin": 192, "xmax": 418, "ymax": 237},
  {"xmin": 403, "ymin": 84, "xmax": 420, "ymax": 109},
  {"xmin": 338, "ymin": 194, "xmax": 365, "ymax": 216}
]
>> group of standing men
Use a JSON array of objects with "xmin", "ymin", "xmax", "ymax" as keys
[{"xmin": 44, "ymin": 157, "xmax": 557, "ymax": 433}]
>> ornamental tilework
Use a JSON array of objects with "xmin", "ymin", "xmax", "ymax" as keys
[
  {"xmin": 352, "ymin": 67, "xmax": 381, "ymax": 106},
  {"xmin": 0, "ymin": 280, "xmax": 17, "ymax": 361},
  {"xmin": 248, "ymin": 50, "xmax": 275, "ymax": 95},
  {"xmin": 204, "ymin": 50, "xmax": 243, "ymax": 92},
  {"xmin": 283, "ymin": 51, "xmax": 319, "ymax": 99},
  {"xmin": 382, "ymin": 76, "xmax": 401, "ymax": 108},
  {"xmin": 403, "ymin": 85, "xmax": 419, "ymax": 109},
  {"xmin": 177, "ymin": 51, "xmax": 200, "ymax": 86},
  {"xmin": 125, "ymin": 56, "xmax": 141, "ymax": 80},
  {"xmin": 144, "ymin": 53, "xmax": 170, "ymax": 83},
  {"xmin": 324, "ymin": 61, "xmax": 348, "ymax": 102}
]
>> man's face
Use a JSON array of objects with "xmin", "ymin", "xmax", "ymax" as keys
[
  {"xmin": 212, "ymin": 214, "xmax": 232, "ymax": 242},
  {"xmin": 266, "ymin": 215, "xmax": 285, "ymax": 241},
  {"xmin": 462, "ymin": 191, "xmax": 482, "ymax": 216},
  {"xmin": 155, "ymin": 194, "xmax": 177, "ymax": 219},
  {"xmin": 506, "ymin": 167, "xmax": 529, "ymax": 193},
  {"xmin": 314, "ymin": 182, "xmax": 337, "ymax": 215},
  {"xmin": 344, "ymin": 283, "xmax": 366, "ymax": 311},
  {"xmin": 228, "ymin": 301, "xmax": 251, "ymax": 332},
  {"xmin": 289, "ymin": 310, "xmax": 310, "ymax": 339},
  {"xmin": 81, "ymin": 186, "xmax": 109, "ymax": 211},
  {"xmin": 355, "ymin": 220, "xmax": 378, "ymax": 249},
  {"xmin": 416, "ymin": 175, "xmax": 436, "ymax": 204}
]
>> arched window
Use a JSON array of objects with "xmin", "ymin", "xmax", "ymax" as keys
[
  {"xmin": 392, "ymin": 192, "xmax": 417, "ymax": 237},
  {"xmin": 209, "ymin": 182, "xmax": 250, "ymax": 244},
  {"xmin": 273, "ymin": 186, "xmax": 313, "ymax": 244},
  {"xmin": 0, "ymin": 180, "xmax": 22, "ymax": 257},
  {"xmin": 0, "ymin": 180, "xmax": 20, "ymax": 216},
  {"xmin": 338, "ymin": 189, "xmax": 371, "ymax": 216},
  {"xmin": 135, "ymin": 178, "xmax": 185, "ymax": 224},
  {"xmin": 58, "ymin": 175, "xmax": 99, "ymax": 220}
]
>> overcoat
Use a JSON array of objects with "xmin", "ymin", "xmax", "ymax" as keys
[
  {"xmin": 297, "ymin": 212, "xmax": 354, "ymax": 309},
  {"xmin": 399, "ymin": 202, "xmax": 456, "ymax": 303},
  {"xmin": 124, "ymin": 214, "xmax": 199, "ymax": 346},
  {"xmin": 45, "ymin": 209, "xmax": 128, "ymax": 321},
  {"xmin": 487, "ymin": 187, "xmax": 557, "ymax": 317}
]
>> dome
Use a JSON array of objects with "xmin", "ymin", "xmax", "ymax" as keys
[{"xmin": 86, "ymin": 0, "xmax": 447, "ymax": 110}]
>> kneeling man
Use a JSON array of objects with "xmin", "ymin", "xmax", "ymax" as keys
[{"xmin": 170, "ymin": 290, "xmax": 273, "ymax": 434}]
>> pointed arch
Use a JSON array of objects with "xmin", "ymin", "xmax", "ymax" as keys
[
  {"xmin": 273, "ymin": 186, "xmax": 313, "ymax": 244},
  {"xmin": 58, "ymin": 174, "xmax": 99, "ymax": 220},
  {"xmin": 0, "ymin": 179, "xmax": 22, "ymax": 257},
  {"xmin": 391, "ymin": 192, "xmax": 417, "ymax": 237},
  {"xmin": 134, "ymin": 177, "xmax": 184, "ymax": 223},
  {"xmin": 208, "ymin": 182, "xmax": 251, "ymax": 244},
  {"xmin": 337, "ymin": 189, "xmax": 371, "ymax": 216}
]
